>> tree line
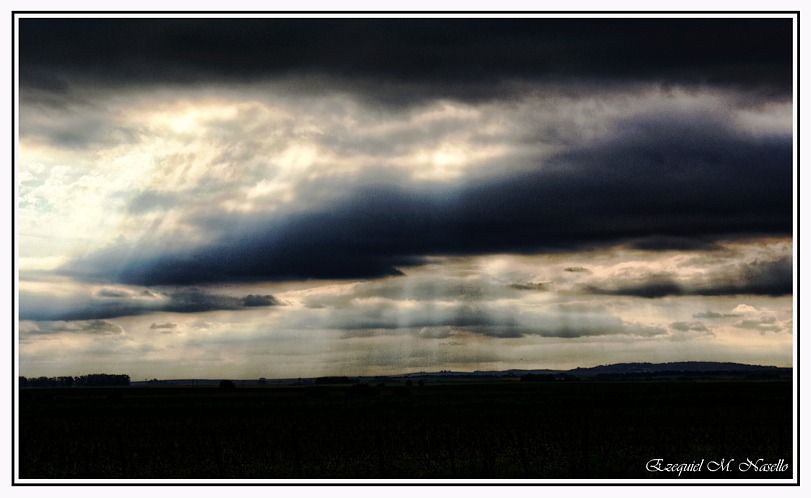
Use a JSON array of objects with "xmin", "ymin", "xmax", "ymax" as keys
[{"xmin": 19, "ymin": 374, "xmax": 130, "ymax": 387}]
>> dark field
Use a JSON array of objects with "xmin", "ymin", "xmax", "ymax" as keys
[{"xmin": 19, "ymin": 380, "xmax": 794, "ymax": 479}]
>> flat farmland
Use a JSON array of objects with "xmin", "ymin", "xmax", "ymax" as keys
[{"xmin": 18, "ymin": 380, "xmax": 793, "ymax": 479}]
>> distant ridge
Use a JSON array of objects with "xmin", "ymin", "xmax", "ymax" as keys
[
  {"xmin": 567, "ymin": 361, "xmax": 786, "ymax": 376},
  {"xmin": 405, "ymin": 361, "xmax": 787, "ymax": 378},
  {"xmin": 122, "ymin": 361, "xmax": 790, "ymax": 386}
]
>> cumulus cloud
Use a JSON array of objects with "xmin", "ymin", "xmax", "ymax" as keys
[
  {"xmin": 667, "ymin": 321, "xmax": 715, "ymax": 342},
  {"xmin": 732, "ymin": 308, "xmax": 790, "ymax": 334}
]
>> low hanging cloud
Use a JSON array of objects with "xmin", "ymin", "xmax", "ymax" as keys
[
  {"xmin": 94, "ymin": 288, "xmax": 133, "ymax": 298},
  {"xmin": 668, "ymin": 321, "xmax": 715, "ymax": 341},
  {"xmin": 303, "ymin": 275, "xmax": 524, "ymax": 308},
  {"xmin": 670, "ymin": 321, "xmax": 711, "ymax": 333},
  {"xmin": 507, "ymin": 281, "xmax": 549, "ymax": 291},
  {"xmin": 734, "ymin": 316, "xmax": 787, "ymax": 334},
  {"xmin": 720, "ymin": 303, "xmax": 791, "ymax": 334},
  {"xmin": 19, "ymin": 288, "xmax": 279, "ymax": 321},
  {"xmin": 585, "ymin": 255, "xmax": 792, "ymax": 298},
  {"xmin": 584, "ymin": 277, "xmax": 684, "ymax": 299},
  {"xmin": 21, "ymin": 319, "xmax": 124, "ymax": 336},
  {"xmin": 150, "ymin": 322, "xmax": 177, "ymax": 330},
  {"xmin": 693, "ymin": 311, "xmax": 742, "ymax": 319},
  {"xmin": 286, "ymin": 297, "xmax": 666, "ymax": 339}
]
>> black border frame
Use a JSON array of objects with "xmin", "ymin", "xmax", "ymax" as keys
[{"xmin": 9, "ymin": 10, "xmax": 801, "ymax": 487}]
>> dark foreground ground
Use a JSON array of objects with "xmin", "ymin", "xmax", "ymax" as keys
[{"xmin": 19, "ymin": 380, "xmax": 793, "ymax": 479}]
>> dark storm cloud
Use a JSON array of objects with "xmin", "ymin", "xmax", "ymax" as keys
[
  {"xmin": 586, "ymin": 255, "xmax": 792, "ymax": 298},
  {"xmin": 241, "ymin": 294, "xmax": 278, "ymax": 307},
  {"xmin": 160, "ymin": 289, "xmax": 274, "ymax": 313},
  {"xmin": 713, "ymin": 255, "xmax": 794, "ymax": 296},
  {"xmin": 61, "ymin": 110, "xmax": 792, "ymax": 286},
  {"xmin": 19, "ymin": 18, "xmax": 793, "ymax": 103},
  {"xmin": 19, "ymin": 288, "xmax": 279, "ymax": 321}
]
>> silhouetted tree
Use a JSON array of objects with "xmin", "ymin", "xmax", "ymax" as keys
[{"xmin": 19, "ymin": 374, "xmax": 128, "ymax": 388}]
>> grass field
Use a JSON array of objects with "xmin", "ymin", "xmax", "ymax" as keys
[{"xmin": 18, "ymin": 380, "xmax": 793, "ymax": 479}]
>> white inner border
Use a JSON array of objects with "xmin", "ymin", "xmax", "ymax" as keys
[{"xmin": 2, "ymin": 5, "xmax": 803, "ymax": 491}]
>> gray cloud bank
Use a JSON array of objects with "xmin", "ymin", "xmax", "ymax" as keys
[
  {"xmin": 59, "ymin": 111, "xmax": 791, "ymax": 286},
  {"xmin": 19, "ymin": 288, "xmax": 278, "ymax": 321}
]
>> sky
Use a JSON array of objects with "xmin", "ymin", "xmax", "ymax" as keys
[{"xmin": 17, "ymin": 17, "xmax": 795, "ymax": 380}]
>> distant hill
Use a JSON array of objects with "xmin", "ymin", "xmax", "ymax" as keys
[
  {"xmin": 567, "ymin": 361, "xmax": 788, "ymax": 377},
  {"xmin": 399, "ymin": 362, "xmax": 789, "ymax": 380},
  {"xmin": 115, "ymin": 361, "xmax": 791, "ymax": 387}
]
